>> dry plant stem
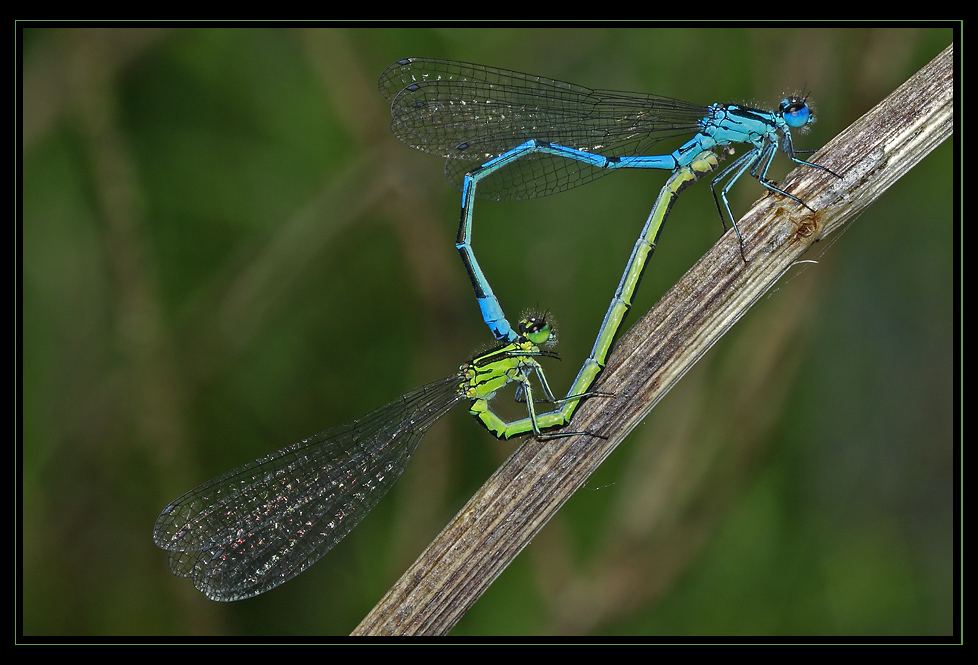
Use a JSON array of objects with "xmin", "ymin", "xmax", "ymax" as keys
[{"xmin": 353, "ymin": 43, "xmax": 954, "ymax": 636}]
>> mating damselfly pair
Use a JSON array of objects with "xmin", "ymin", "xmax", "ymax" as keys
[{"xmin": 153, "ymin": 57, "xmax": 836, "ymax": 601}]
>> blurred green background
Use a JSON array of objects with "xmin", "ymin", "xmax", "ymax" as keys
[{"xmin": 21, "ymin": 26, "xmax": 954, "ymax": 637}]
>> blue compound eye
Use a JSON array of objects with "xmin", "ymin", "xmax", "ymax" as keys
[{"xmin": 780, "ymin": 97, "xmax": 811, "ymax": 128}]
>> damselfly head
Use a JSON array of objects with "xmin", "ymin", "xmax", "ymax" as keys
[
  {"xmin": 517, "ymin": 310, "xmax": 556, "ymax": 347},
  {"xmin": 780, "ymin": 91, "xmax": 816, "ymax": 132}
]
